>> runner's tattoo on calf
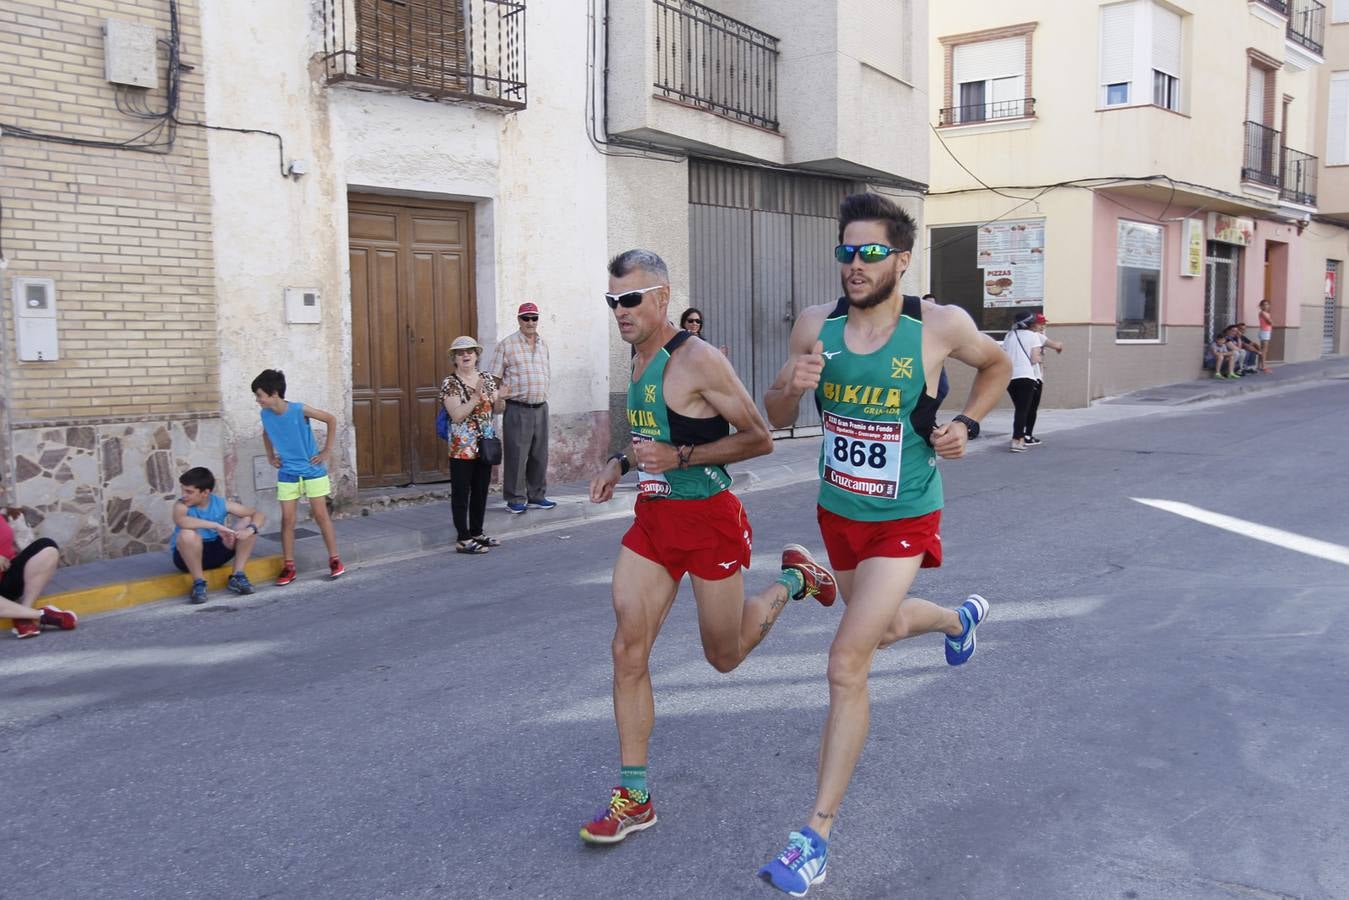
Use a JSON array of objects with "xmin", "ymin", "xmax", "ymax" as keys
[{"xmin": 758, "ymin": 593, "xmax": 790, "ymax": 638}]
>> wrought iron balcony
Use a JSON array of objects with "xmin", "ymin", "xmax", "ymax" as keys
[
  {"xmin": 1288, "ymin": 0, "xmax": 1326, "ymax": 55},
  {"xmin": 653, "ymin": 0, "xmax": 779, "ymax": 131},
  {"xmin": 1254, "ymin": 0, "xmax": 1289, "ymax": 14},
  {"xmin": 938, "ymin": 97, "xmax": 1036, "ymax": 126},
  {"xmin": 321, "ymin": 0, "xmax": 526, "ymax": 109},
  {"xmin": 1281, "ymin": 147, "xmax": 1318, "ymax": 206},
  {"xmin": 1242, "ymin": 121, "xmax": 1281, "ymax": 188}
]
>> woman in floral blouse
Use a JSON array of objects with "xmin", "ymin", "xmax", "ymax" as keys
[{"xmin": 441, "ymin": 335, "xmax": 504, "ymax": 554}]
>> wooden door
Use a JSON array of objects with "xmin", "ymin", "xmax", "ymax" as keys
[{"xmin": 349, "ymin": 195, "xmax": 475, "ymax": 487}]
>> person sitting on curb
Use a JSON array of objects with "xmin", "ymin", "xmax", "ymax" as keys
[
  {"xmin": 2, "ymin": 505, "xmax": 76, "ymax": 639},
  {"xmin": 1233, "ymin": 323, "xmax": 1267, "ymax": 374},
  {"xmin": 1207, "ymin": 327, "xmax": 1240, "ymax": 380},
  {"xmin": 171, "ymin": 466, "xmax": 266, "ymax": 605}
]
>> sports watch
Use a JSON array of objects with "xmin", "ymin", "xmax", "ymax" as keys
[{"xmin": 951, "ymin": 414, "xmax": 981, "ymax": 439}]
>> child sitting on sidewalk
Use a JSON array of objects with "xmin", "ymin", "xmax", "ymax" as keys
[
  {"xmin": 251, "ymin": 369, "xmax": 345, "ymax": 585},
  {"xmin": 170, "ymin": 467, "xmax": 266, "ymax": 604},
  {"xmin": 2, "ymin": 506, "xmax": 76, "ymax": 639}
]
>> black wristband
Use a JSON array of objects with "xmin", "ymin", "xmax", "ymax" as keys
[
  {"xmin": 951, "ymin": 414, "xmax": 980, "ymax": 439},
  {"xmin": 608, "ymin": 452, "xmax": 630, "ymax": 476}
]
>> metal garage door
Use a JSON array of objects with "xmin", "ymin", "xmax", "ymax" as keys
[{"xmin": 688, "ymin": 161, "xmax": 858, "ymax": 434}]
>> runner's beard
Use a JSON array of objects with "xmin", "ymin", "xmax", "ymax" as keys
[{"xmin": 842, "ymin": 266, "xmax": 898, "ymax": 310}]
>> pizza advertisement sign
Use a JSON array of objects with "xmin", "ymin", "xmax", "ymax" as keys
[{"xmin": 977, "ymin": 219, "xmax": 1045, "ymax": 308}]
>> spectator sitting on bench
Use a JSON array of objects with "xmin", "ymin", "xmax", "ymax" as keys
[
  {"xmin": 1206, "ymin": 326, "xmax": 1240, "ymax": 380},
  {"xmin": 171, "ymin": 466, "xmax": 265, "ymax": 605}
]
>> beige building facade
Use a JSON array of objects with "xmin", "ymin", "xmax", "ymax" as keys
[{"xmin": 927, "ymin": 0, "xmax": 1346, "ymax": 408}]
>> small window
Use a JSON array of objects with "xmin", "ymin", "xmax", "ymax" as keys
[
  {"xmin": 1107, "ymin": 82, "xmax": 1130, "ymax": 105},
  {"xmin": 1116, "ymin": 220, "xmax": 1164, "ymax": 341},
  {"xmin": 1152, "ymin": 71, "xmax": 1179, "ymax": 111}
]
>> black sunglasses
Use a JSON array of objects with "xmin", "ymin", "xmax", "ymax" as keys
[
  {"xmin": 604, "ymin": 285, "xmax": 664, "ymax": 309},
  {"xmin": 518, "ymin": 315, "xmax": 539, "ymax": 322},
  {"xmin": 685, "ymin": 318, "xmax": 702, "ymax": 325}
]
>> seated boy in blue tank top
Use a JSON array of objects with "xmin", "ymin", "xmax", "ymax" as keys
[
  {"xmin": 251, "ymin": 369, "xmax": 345, "ymax": 586},
  {"xmin": 171, "ymin": 466, "xmax": 266, "ymax": 605}
]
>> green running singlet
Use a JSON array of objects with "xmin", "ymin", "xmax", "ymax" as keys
[
  {"xmin": 814, "ymin": 295, "xmax": 943, "ymax": 522},
  {"xmin": 628, "ymin": 331, "xmax": 733, "ymax": 501}
]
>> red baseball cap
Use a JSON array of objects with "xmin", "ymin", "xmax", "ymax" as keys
[{"xmin": 518, "ymin": 302, "xmax": 539, "ymax": 317}]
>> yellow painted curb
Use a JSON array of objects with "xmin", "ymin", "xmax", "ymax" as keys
[{"xmin": 2, "ymin": 555, "xmax": 284, "ymax": 627}]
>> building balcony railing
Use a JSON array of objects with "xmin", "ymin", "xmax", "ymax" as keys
[
  {"xmin": 1254, "ymin": 0, "xmax": 1290, "ymax": 14},
  {"xmin": 1281, "ymin": 146, "xmax": 1319, "ymax": 206},
  {"xmin": 652, "ymin": 0, "xmax": 779, "ymax": 131},
  {"xmin": 1288, "ymin": 0, "xmax": 1326, "ymax": 55},
  {"xmin": 321, "ymin": 0, "xmax": 527, "ymax": 109},
  {"xmin": 1242, "ymin": 121, "xmax": 1282, "ymax": 188},
  {"xmin": 938, "ymin": 97, "xmax": 1036, "ymax": 126}
]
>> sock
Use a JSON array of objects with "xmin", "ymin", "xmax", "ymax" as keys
[
  {"xmin": 777, "ymin": 568, "xmax": 805, "ymax": 599},
  {"xmin": 620, "ymin": 765, "xmax": 648, "ymax": 802},
  {"xmin": 801, "ymin": 826, "xmax": 827, "ymax": 848},
  {"xmin": 955, "ymin": 606, "xmax": 971, "ymax": 638}
]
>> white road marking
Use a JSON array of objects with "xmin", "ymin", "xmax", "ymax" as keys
[{"xmin": 1133, "ymin": 498, "xmax": 1349, "ymax": 567}]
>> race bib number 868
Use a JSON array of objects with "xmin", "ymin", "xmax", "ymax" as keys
[{"xmin": 822, "ymin": 411, "xmax": 902, "ymax": 500}]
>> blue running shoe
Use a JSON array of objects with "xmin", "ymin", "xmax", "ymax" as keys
[
  {"xmin": 188, "ymin": 579, "xmax": 208, "ymax": 605},
  {"xmin": 758, "ymin": 828, "xmax": 827, "ymax": 897},
  {"xmin": 527, "ymin": 498, "xmax": 557, "ymax": 510},
  {"xmin": 945, "ymin": 594, "xmax": 989, "ymax": 666},
  {"xmin": 227, "ymin": 572, "xmax": 254, "ymax": 595},
  {"xmin": 505, "ymin": 502, "xmax": 527, "ymax": 514}
]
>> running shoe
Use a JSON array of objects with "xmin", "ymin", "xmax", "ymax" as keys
[
  {"xmin": 227, "ymin": 572, "xmax": 254, "ymax": 595},
  {"xmin": 505, "ymin": 502, "xmax": 527, "ymax": 514},
  {"xmin": 12, "ymin": 619, "xmax": 40, "ymax": 639},
  {"xmin": 1023, "ymin": 436, "xmax": 1042, "ymax": 446},
  {"xmin": 781, "ymin": 544, "xmax": 837, "ymax": 607},
  {"xmin": 1010, "ymin": 442, "xmax": 1026, "ymax": 452},
  {"xmin": 578, "ymin": 787, "xmax": 656, "ymax": 844},
  {"xmin": 945, "ymin": 594, "xmax": 990, "ymax": 666},
  {"xmin": 471, "ymin": 535, "xmax": 502, "ymax": 548},
  {"xmin": 758, "ymin": 828, "xmax": 828, "ymax": 897},
  {"xmin": 527, "ymin": 498, "xmax": 558, "ymax": 510},
  {"xmin": 188, "ymin": 578, "xmax": 209, "ymax": 605},
  {"xmin": 329, "ymin": 556, "xmax": 346, "ymax": 579},
  {"xmin": 39, "ymin": 605, "xmax": 78, "ymax": 630},
  {"xmin": 275, "ymin": 563, "xmax": 298, "ymax": 586}
]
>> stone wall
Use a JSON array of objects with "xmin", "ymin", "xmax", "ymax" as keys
[{"xmin": 9, "ymin": 417, "xmax": 223, "ymax": 564}]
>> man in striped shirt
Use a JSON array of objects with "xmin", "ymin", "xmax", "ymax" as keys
[{"xmin": 488, "ymin": 302, "xmax": 556, "ymax": 513}]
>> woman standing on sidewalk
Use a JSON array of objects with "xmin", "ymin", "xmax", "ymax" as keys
[
  {"xmin": 1001, "ymin": 313, "xmax": 1047, "ymax": 452},
  {"xmin": 1257, "ymin": 300, "xmax": 1275, "ymax": 373},
  {"xmin": 1024, "ymin": 314, "xmax": 1064, "ymax": 445},
  {"xmin": 441, "ymin": 336, "xmax": 505, "ymax": 555}
]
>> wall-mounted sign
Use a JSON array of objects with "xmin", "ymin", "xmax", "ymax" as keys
[
  {"xmin": 976, "ymin": 218, "xmax": 1045, "ymax": 308},
  {"xmin": 1209, "ymin": 213, "xmax": 1254, "ymax": 246},
  {"xmin": 1118, "ymin": 220, "xmax": 1162, "ymax": 270},
  {"xmin": 1181, "ymin": 218, "xmax": 1204, "ymax": 277}
]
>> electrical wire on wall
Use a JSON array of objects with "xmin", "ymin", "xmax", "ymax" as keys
[{"xmin": 0, "ymin": 0, "xmax": 291, "ymax": 176}]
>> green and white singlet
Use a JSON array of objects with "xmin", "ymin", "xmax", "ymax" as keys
[
  {"xmin": 815, "ymin": 295, "xmax": 943, "ymax": 522},
  {"xmin": 628, "ymin": 330, "xmax": 733, "ymax": 501}
]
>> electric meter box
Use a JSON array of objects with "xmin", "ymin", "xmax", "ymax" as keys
[{"xmin": 11, "ymin": 277, "xmax": 58, "ymax": 362}]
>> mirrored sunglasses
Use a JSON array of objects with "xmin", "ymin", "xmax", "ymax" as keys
[
  {"xmin": 604, "ymin": 285, "xmax": 664, "ymax": 309},
  {"xmin": 835, "ymin": 243, "xmax": 906, "ymax": 264}
]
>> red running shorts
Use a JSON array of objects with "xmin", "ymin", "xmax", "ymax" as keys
[
  {"xmin": 817, "ymin": 506, "xmax": 943, "ymax": 572},
  {"xmin": 621, "ymin": 490, "xmax": 753, "ymax": 582}
]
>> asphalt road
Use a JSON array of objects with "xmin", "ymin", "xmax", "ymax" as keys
[{"xmin": 5, "ymin": 380, "xmax": 1348, "ymax": 900}]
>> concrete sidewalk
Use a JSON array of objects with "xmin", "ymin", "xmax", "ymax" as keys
[{"xmin": 17, "ymin": 354, "xmax": 1349, "ymax": 623}]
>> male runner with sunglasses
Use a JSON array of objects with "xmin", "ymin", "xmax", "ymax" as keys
[
  {"xmin": 756, "ymin": 194, "xmax": 1011, "ymax": 896},
  {"xmin": 580, "ymin": 249, "xmax": 838, "ymax": 845}
]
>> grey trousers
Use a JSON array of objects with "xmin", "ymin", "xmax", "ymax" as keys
[{"xmin": 502, "ymin": 401, "xmax": 549, "ymax": 504}]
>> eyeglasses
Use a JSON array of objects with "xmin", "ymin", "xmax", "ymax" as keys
[
  {"xmin": 835, "ymin": 243, "xmax": 907, "ymax": 264},
  {"xmin": 518, "ymin": 315, "xmax": 539, "ymax": 322},
  {"xmin": 604, "ymin": 284, "xmax": 664, "ymax": 309}
]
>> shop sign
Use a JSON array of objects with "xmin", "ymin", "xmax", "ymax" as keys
[{"xmin": 1209, "ymin": 213, "xmax": 1254, "ymax": 246}]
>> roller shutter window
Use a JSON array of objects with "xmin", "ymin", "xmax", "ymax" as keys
[
  {"xmin": 1328, "ymin": 72, "xmax": 1349, "ymax": 165},
  {"xmin": 1151, "ymin": 4, "xmax": 1181, "ymax": 111},
  {"xmin": 953, "ymin": 36, "xmax": 1026, "ymax": 123},
  {"xmin": 1248, "ymin": 65, "xmax": 1267, "ymax": 125},
  {"xmin": 1100, "ymin": 2, "xmax": 1136, "ymax": 106}
]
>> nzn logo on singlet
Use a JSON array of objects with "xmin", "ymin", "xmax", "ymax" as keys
[
  {"xmin": 643, "ymin": 384, "xmax": 657, "ymax": 403},
  {"xmin": 891, "ymin": 356, "xmax": 914, "ymax": 379}
]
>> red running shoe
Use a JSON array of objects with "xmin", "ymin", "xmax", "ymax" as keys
[
  {"xmin": 781, "ymin": 544, "xmax": 837, "ymax": 607},
  {"xmin": 12, "ymin": 619, "xmax": 40, "ymax": 639},
  {"xmin": 275, "ymin": 563, "xmax": 298, "ymax": 586},
  {"xmin": 329, "ymin": 556, "xmax": 346, "ymax": 579},
  {"xmin": 39, "ymin": 605, "xmax": 77, "ymax": 630},
  {"xmin": 579, "ymin": 787, "xmax": 657, "ymax": 844}
]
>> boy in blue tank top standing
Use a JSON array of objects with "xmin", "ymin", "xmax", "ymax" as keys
[
  {"xmin": 757, "ymin": 194, "xmax": 1011, "ymax": 896},
  {"xmin": 251, "ymin": 369, "xmax": 345, "ymax": 585}
]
